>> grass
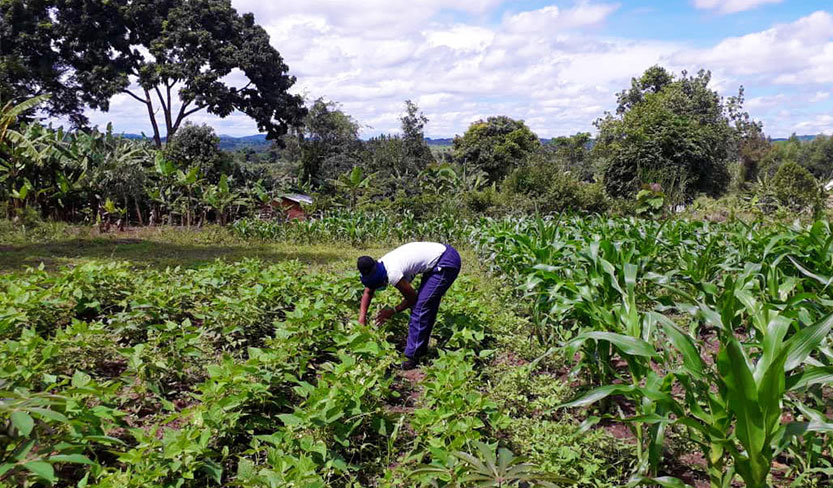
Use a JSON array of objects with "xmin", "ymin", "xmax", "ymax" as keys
[{"xmin": 0, "ymin": 225, "xmax": 393, "ymax": 272}]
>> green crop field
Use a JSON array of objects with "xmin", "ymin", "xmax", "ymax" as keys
[{"xmin": 2, "ymin": 215, "xmax": 833, "ymax": 487}]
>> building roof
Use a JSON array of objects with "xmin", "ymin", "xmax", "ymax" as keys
[{"xmin": 281, "ymin": 193, "xmax": 313, "ymax": 205}]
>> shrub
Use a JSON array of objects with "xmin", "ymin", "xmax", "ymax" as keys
[
  {"xmin": 503, "ymin": 164, "xmax": 609, "ymax": 215},
  {"xmin": 576, "ymin": 181, "xmax": 609, "ymax": 214},
  {"xmin": 770, "ymin": 162, "xmax": 822, "ymax": 214},
  {"xmin": 463, "ymin": 186, "xmax": 503, "ymax": 216}
]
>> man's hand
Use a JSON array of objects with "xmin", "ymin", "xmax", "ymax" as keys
[{"xmin": 375, "ymin": 306, "xmax": 395, "ymax": 325}]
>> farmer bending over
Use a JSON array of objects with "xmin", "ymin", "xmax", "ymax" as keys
[{"xmin": 357, "ymin": 242, "xmax": 461, "ymax": 370}]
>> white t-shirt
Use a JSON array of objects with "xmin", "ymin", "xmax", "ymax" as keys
[{"xmin": 380, "ymin": 242, "xmax": 447, "ymax": 286}]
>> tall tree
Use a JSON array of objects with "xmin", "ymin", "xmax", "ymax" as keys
[
  {"xmin": 400, "ymin": 100, "xmax": 434, "ymax": 169},
  {"xmin": 595, "ymin": 68, "xmax": 735, "ymax": 202},
  {"xmin": 296, "ymin": 98, "xmax": 362, "ymax": 188},
  {"xmin": 452, "ymin": 116, "xmax": 540, "ymax": 183},
  {"xmin": 726, "ymin": 86, "xmax": 771, "ymax": 185},
  {"xmin": 0, "ymin": 1, "xmax": 89, "ymax": 125},
  {"xmin": 0, "ymin": 0, "xmax": 306, "ymax": 146}
]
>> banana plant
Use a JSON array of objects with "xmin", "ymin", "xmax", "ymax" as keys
[
  {"xmin": 0, "ymin": 96, "xmax": 52, "ymax": 217},
  {"xmin": 202, "ymin": 174, "xmax": 248, "ymax": 225},
  {"xmin": 419, "ymin": 164, "xmax": 459, "ymax": 195},
  {"xmin": 332, "ymin": 166, "xmax": 375, "ymax": 209},
  {"xmin": 175, "ymin": 165, "xmax": 203, "ymax": 226}
]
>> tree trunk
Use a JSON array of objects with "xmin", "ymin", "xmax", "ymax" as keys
[
  {"xmin": 142, "ymin": 88, "xmax": 163, "ymax": 148},
  {"xmin": 135, "ymin": 200, "xmax": 144, "ymax": 226}
]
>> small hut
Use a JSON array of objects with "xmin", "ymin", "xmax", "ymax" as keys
[{"xmin": 261, "ymin": 193, "xmax": 313, "ymax": 221}]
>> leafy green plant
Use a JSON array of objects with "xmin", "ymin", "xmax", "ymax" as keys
[
  {"xmin": 635, "ymin": 184, "xmax": 665, "ymax": 216},
  {"xmin": 411, "ymin": 441, "xmax": 573, "ymax": 487}
]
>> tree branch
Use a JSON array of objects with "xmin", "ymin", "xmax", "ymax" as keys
[
  {"xmin": 182, "ymin": 104, "xmax": 207, "ymax": 118},
  {"xmin": 155, "ymin": 85, "xmax": 173, "ymax": 135},
  {"xmin": 154, "ymin": 86, "xmax": 168, "ymax": 113},
  {"xmin": 172, "ymin": 99, "xmax": 192, "ymax": 133},
  {"xmin": 231, "ymin": 81, "xmax": 253, "ymax": 94},
  {"xmin": 142, "ymin": 88, "xmax": 162, "ymax": 148},
  {"xmin": 123, "ymin": 89, "xmax": 147, "ymax": 104}
]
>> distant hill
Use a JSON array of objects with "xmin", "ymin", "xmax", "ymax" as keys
[
  {"xmin": 216, "ymin": 134, "xmax": 270, "ymax": 151},
  {"xmin": 119, "ymin": 133, "xmax": 272, "ymax": 151},
  {"xmin": 119, "ymin": 132, "xmax": 821, "ymax": 152},
  {"xmin": 772, "ymin": 135, "xmax": 818, "ymax": 142},
  {"xmin": 425, "ymin": 137, "xmax": 453, "ymax": 146}
]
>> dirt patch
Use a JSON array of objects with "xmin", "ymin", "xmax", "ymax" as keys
[
  {"xmin": 95, "ymin": 358, "xmax": 128, "ymax": 378},
  {"xmin": 399, "ymin": 368, "xmax": 426, "ymax": 383},
  {"xmin": 492, "ymin": 351, "xmax": 529, "ymax": 367},
  {"xmin": 385, "ymin": 369, "xmax": 426, "ymax": 415},
  {"xmin": 600, "ymin": 420, "xmax": 636, "ymax": 442},
  {"xmin": 662, "ymin": 450, "xmax": 709, "ymax": 488}
]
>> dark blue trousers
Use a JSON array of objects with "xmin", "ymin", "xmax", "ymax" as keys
[{"xmin": 404, "ymin": 245, "xmax": 461, "ymax": 359}]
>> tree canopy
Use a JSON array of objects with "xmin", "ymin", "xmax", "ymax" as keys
[
  {"xmin": 0, "ymin": 0, "xmax": 306, "ymax": 146},
  {"xmin": 595, "ymin": 66, "xmax": 735, "ymax": 202},
  {"xmin": 452, "ymin": 116, "xmax": 540, "ymax": 183},
  {"xmin": 296, "ymin": 98, "xmax": 363, "ymax": 188}
]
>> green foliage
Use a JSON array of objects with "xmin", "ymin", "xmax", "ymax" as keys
[
  {"xmin": 453, "ymin": 116, "xmax": 541, "ymax": 183},
  {"xmin": 502, "ymin": 160, "xmax": 608, "ymax": 215},
  {"xmin": 231, "ymin": 210, "xmax": 472, "ymax": 246},
  {"xmin": 163, "ymin": 123, "xmax": 232, "ymax": 184},
  {"xmin": 506, "ymin": 419, "xmax": 629, "ymax": 488},
  {"xmin": 297, "ymin": 98, "xmax": 363, "ymax": 188},
  {"xmin": 770, "ymin": 162, "xmax": 822, "ymax": 214},
  {"xmin": 476, "ymin": 215, "xmax": 833, "ymax": 487},
  {"xmin": 411, "ymin": 440, "xmax": 572, "ymax": 487},
  {"xmin": 596, "ymin": 67, "xmax": 734, "ymax": 203},
  {"xmin": 2, "ymin": 0, "xmax": 306, "ymax": 145},
  {"xmin": 635, "ymin": 185, "xmax": 665, "ymax": 216}
]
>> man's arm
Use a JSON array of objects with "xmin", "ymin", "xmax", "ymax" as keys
[
  {"xmin": 393, "ymin": 279, "xmax": 418, "ymax": 312},
  {"xmin": 359, "ymin": 287, "xmax": 374, "ymax": 325},
  {"xmin": 375, "ymin": 279, "xmax": 418, "ymax": 325}
]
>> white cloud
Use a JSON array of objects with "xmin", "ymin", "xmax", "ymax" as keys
[
  {"xmin": 692, "ymin": 0, "xmax": 783, "ymax": 15},
  {"xmin": 253, "ymin": 1, "xmax": 630, "ymax": 137},
  {"xmin": 502, "ymin": 2, "xmax": 619, "ymax": 33},
  {"xmin": 793, "ymin": 115, "xmax": 833, "ymax": 135},
  {"xmin": 810, "ymin": 91, "xmax": 831, "ymax": 102},
  {"xmin": 72, "ymin": 2, "xmax": 833, "ymax": 140},
  {"xmin": 674, "ymin": 11, "xmax": 833, "ymax": 81}
]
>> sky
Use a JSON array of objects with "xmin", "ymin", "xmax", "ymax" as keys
[{"xmin": 82, "ymin": 0, "xmax": 833, "ymax": 139}]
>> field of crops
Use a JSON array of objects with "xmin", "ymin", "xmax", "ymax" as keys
[
  {"xmin": 3, "ymin": 214, "xmax": 833, "ymax": 487},
  {"xmin": 476, "ymin": 216, "xmax": 833, "ymax": 487}
]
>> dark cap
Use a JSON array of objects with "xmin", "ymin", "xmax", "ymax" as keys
[{"xmin": 360, "ymin": 261, "xmax": 388, "ymax": 289}]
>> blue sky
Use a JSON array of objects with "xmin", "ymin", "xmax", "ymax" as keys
[{"xmin": 83, "ymin": 0, "xmax": 833, "ymax": 139}]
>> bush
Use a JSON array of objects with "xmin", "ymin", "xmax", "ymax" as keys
[
  {"xmin": 770, "ymin": 162, "xmax": 822, "ymax": 214},
  {"xmin": 576, "ymin": 181, "xmax": 609, "ymax": 214},
  {"xmin": 502, "ymin": 164, "xmax": 609, "ymax": 215},
  {"xmin": 463, "ymin": 187, "xmax": 503, "ymax": 216}
]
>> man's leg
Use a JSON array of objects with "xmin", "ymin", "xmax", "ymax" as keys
[{"xmin": 404, "ymin": 267, "xmax": 459, "ymax": 359}]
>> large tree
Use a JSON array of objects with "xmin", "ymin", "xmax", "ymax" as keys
[
  {"xmin": 595, "ymin": 66, "xmax": 735, "ymax": 201},
  {"xmin": 0, "ymin": 1, "xmax": 90, "ymax": 125},
  {"xmin": 0, "ymin": 0, "xmax": 305, "ymax": 146},
  {"xmin": 362, "ymin": 100, "xmax": 435, "ymax": 194},
  {"xmin": 400, "ymin": 100, "xmax": 434, "ymax": 169},
  {"xmin": 452, "ymin": 116, "xmax": 540, "ymax": 183},
  {"xmin": 295, "ymin": 98, "xmax": 363, "ymax": 188}
]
